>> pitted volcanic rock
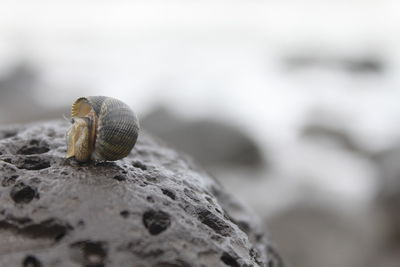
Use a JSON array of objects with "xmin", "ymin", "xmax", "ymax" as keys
[{"xmin": 0, "ymin": 121, "xmax": 283, "ymax": 267}]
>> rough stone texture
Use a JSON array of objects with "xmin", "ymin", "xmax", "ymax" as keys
[{"xmin": 0, "ymin": 121, "xmax": 283, "ymax": 267}]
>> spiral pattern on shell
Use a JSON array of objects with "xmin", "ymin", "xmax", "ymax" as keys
[{"xmin": 68, "ymin": 96, "xmax": 139, "ymax": 162}]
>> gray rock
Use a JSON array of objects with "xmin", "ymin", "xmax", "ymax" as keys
[
  {"xmin": 266, "ymin": 203, "xmax": 381, "ymax": 267},
  {"xmin": 375, "ymin": 146, "xmax": 400, "ymax": 243},
  {"xmin": 141, "ymin": 107, "xmax": 264, "ymax": 171},
  {"xmin": 0, "ymin": 63, "xmax": 67, "ymax": 124},
  {"xmin": 282, "ymin": 51, "xmax": 385, "ymax": 74},
  {"xmin": 302, "ymin": 123, "xmax": 361, "ymax": 153},
  {"xmin": 0, "ymin": 121, "xmax": 282, "ymax": 267},
  {"xmin": 301, "ymin": 113, "xmax": 375, "ymax": 158}
]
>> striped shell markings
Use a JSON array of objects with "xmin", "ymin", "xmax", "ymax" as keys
[{"xmin": 66, "ymin": 96, "xmax": 139, "ymax": 162}]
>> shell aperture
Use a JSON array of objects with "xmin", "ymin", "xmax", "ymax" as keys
[{"xmin": 66, "ymin": 96, "xmax": 139, "ymax": 162}]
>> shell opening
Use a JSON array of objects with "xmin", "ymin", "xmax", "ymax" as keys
[
  {"xmin": 66, "ymin": 117, "xmax": 92, "ymax": 162},
  {"xmin": 71, "ymin": 98, "xmax": 93, "ymax": 117}
]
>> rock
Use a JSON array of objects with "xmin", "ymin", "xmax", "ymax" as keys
[
  {"xmin": 0, "ymin": 121, "xmax": 282, "ymax": 267},
  {"xmin": 375, "ymin": 146, "xmax": 400, "ymax": 243},
  {"xmin": 141, "ymin": 107, "xmax": 264, "ymax": 170},
  {"xmin": 282, "ymin": 51, "xmax": 385, "ymax": 74},
  {"xmin": 266, "ymin": 203, "xmax": 381, "ymax": 267},
  {"xmin": 0, "ymin": 63, "xmax": 66, "ymax": 124},
  {"xmin": 361, "ymin": 145, "xmax": 400, "ymax": 267},
  {"xmin": 0, "ymin": 63, "xmax": 38, "ymax": 101},
  {"xmin": 301, "ymin": 119, "xmax": 373, "ymax": 157}
]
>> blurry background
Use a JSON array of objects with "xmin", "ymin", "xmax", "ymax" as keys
[{"xmin": 1, "ymin": 0, "xmax": 400, "ymax": 266}]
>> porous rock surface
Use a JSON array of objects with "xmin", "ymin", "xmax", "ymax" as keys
[{"xmin": 0, "ymin": 121, "xmax": 283, "ymax": 267}]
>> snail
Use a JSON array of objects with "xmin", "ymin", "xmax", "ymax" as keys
[{"xmin": 66, "ymin": 96, "xmax": 139, "ymax": 162}]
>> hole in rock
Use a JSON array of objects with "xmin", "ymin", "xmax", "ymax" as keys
[
  {"xmin": 2, "ymin": 158, "xmax": 12, "ymax": 164},
  {"xmin": 205, "ymin": 196, "xmax": 214, "ymax": 205},
  {"xmin": 17, "ymin": 157, "xmax": 50, "ymax": 170},
  {"xmin": 10, "ymin": 182, "xmax": 37, "ymax": 204},
  {"xmin": 113, "ymin": 175, "xmax": 126, "ymax": 181},
  {"xmin": 220, "ymin": 252, "xmax": 239, "ymax": 267},
  {"xmin": 120, "ymin": 210, "xmax": 129, "ymax": 218},
  {"xmin": 25, "ymin": 219, "xmax": 70, "ymax": 241},
  {"xmin": 22, "ymin": 255, "xmax": 42, "ymax": 267},
  {"xmin": 146, "ymin": 196, "xmax": 155, "ymax": 203},
  {"xmin": 17, "ymin": 141, "xmax": 50, "ymax": 155},
  {"xmin": 197, "ymin": 208, "xmax": 232, "ymax": 237},
  {"xmin": 132, "ymin": 161, "xmax": 147, "ymax": 171},
  {"xmin": 0, "ymin": 218, "xmax": 71, "ymax": 241},
  {"xmin": 161, "ymin": 189, "xmax": 176, "ymax": 200},
  {"xmin": 143, "ymin": 210, "xmax": 171, "ymax": 235}
]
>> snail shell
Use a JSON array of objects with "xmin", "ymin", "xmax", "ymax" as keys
[{"xmin": 66, "ymin": 96, "xmax": 139, "ymax": 162}]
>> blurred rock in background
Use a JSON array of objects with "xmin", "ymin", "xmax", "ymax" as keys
[
  {"xmin": 0, "ymin": 63, "xmax": 65, "ymax": 124},
  {"xmin": 375, "ymin": 145, "xmax": 400, "ymax": 267},
  {"xmin": 266, "ymin": 201, "xmax": 383, "ymax": 267},
  {"xmin": 142, "ymin": 106, "xmax": 265, "ymax": 172},
  {"xmin": 301, "ymin": 114, "xmax": 372, "ymax": 157},
  {"xmin": 283, "ymin": 51, "xmax": 385, "ymax": 75}
]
